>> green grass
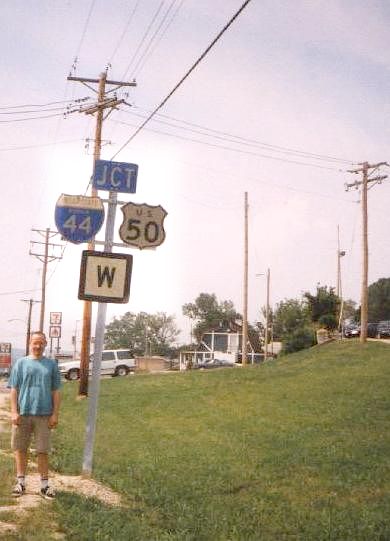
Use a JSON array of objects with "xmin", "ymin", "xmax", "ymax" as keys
[{"xmin": 2, "ymin": 340, "xmax": 390, "ymax": 539}]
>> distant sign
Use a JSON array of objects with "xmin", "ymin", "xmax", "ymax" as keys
[
  {"xmin": 55, "ymin": 194, "xmax": 105, "ymax": 244},
  {"xmin": 119, "ymin": 202, "xmax": 167, "ymax": 249},
  {"xmin": 93, "ymin": 160, "xmax": 138, "ymax": 193},
  {"xmin": 0, "ymin": 342, "xmax": 11, "ymax": 370},
  {"xmin": 49, "ymin": 326, "xmax": 61, "ymax": 339},
  {"xmin": 78, "ymin": 250, "xmax": 133, "ymax": 304},
  {"xmin": 50, "ymin": 312, "xmax": 62, "ymax": 325}
]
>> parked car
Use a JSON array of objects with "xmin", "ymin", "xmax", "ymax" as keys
[
  {"xmin": 58, "ymin": 349, "xmax": 136, "ymax": 380},
  {"xmin": 344, "ymin": 325, "xmax": 360, "ymax": 338},
  {"xmin": 367, "ymin": 322, "xmax": 379, "ymax": 338},
  {"xmin": 198, "ymin": 359, "xmax": 235, "ymax": 369},
  {"xmin": 376, "ymin": 321, "xmax": 390, "ymax": 338}
]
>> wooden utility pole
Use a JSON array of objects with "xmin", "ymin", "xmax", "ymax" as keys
[
  {"xmin": 346, "ymin": 161, "xmax": 388, "ymax": 343},
  {"xmin": 242, "ymin": 192, "xmax": 249, "ymax": 366},
  {"xmin": 336, "ymin": 225, "xmax": 345, "ymax": 332},
  {"xmin": 264, "ymin": 268, "xmax": 270, "ymax": 361},
  {"xmin": 67, "ymin": 71, "xmax": 136, "ymax": 397},
  {"xmin": 29, "ymin": 229, "xmax": 63, "ymax": 333},
  {"xmin": 21, "ymin": 298, "xmax": 41, "ymax": 355}
]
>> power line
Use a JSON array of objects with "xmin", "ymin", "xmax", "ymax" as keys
[
  {"xmin": 0, "ymin": 112, "xmax": 69, "ymax": 123},
  {"xmin": 110, "ymin": 117, "xmax": 346, "ymax": 172},
  {"xmin": 0, "ymin": 98, "xmax": 90, "ymax": 111},
  {"xmin": 107, "ymin": 0, "xmax": 141, "ymax": 65},
  {"xmin": 70, "ymin": 0, "xmax": 97, "ymax": 75},
  {"xmin": 129, "ymin": 0, "xmax": 181, "ymax": 79},
  {"xmin": 0, "ymin": 106, "xmax": 75, "ymax": 115},
  {"xmin": 0, "ymin": 288, "xmax": 40, "ymax": 296},
  {"xmin": 121, "ymin": 0, "xmax": 165, "ymax": 80},
  {"xmin": 0, "ymin": 139, "xmax": 83, "ymax": 152},
  {"xmin": 133, "ymin": 0, "xmax": 185, "ymax": 78},
  {"xmin": 119, "ymin": 106, "xmax": 354, "ymax": 165},
  {"xmin": 112, "ymin": 0, "xmax": 253, "ymax": 160}
]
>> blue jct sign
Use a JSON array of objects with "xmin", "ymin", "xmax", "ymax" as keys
[
  {"xmin": 55, "ymin": 195, "xmax": 105, "ymax": 244},
  {"xmin": 93, "ymin": 160, "xmax": 138, "ymax": 193}
]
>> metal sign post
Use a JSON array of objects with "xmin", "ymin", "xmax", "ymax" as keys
[{"xmin": 82, "ymin": 191, "xmax": 120, "ymax": 476}]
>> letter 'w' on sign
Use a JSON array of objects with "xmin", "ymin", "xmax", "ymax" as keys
[
  {"xmin": 97, "ymin": 266, "xmax": 116, "ymax": 288},
  {"xmin": 78, "ymin": 251, "xmax": 133, "ymax": 304}
]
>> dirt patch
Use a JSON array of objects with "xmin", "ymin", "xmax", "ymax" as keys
[{"xmin": 0, "ymin": 383, "xmax": 124, "ymax": 536}]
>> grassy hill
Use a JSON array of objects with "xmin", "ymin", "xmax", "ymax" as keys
[{"xmin": 1, "ymin": 340, "xmax": 390, "ymax": 540}]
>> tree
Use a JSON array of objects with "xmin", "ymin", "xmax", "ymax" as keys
[
  {"xmin": 303, "ymin": 284, "xmax": 340, "ymax": 330},
  {"xmin": 104, "ymin": 311, "xmax": 180, "ymax": 357},
  {"xmin": 368, "ymin": 278, "xmax": 390, "ymax": 321},
  {"xmin": 272, "ymin": 298, "xmax": 315, "ymax": 354},
  {"xmin": 182, "ymin": 293, "xmax": 241, "ymax": 341}
]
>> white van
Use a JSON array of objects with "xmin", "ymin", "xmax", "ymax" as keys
[{"xmin": 58, "ymin": 349, "xmax": 136, "ymax": 380}]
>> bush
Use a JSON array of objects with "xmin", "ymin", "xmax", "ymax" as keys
[
  {"xmin": 281, "ymin": 327, "xmax": 316, "ymax": 354},
  {"xmin": 318, "ymin": 313, "xmax": 338, "ymax": 330}
]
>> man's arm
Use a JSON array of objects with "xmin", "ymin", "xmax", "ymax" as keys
[
  {"xmin": 48, "ymin": 390, "xmax": 61, "ymax": 428},
  {"xmin": 10, "ymin": 387, "xmax": 20, "ymax": 425}
]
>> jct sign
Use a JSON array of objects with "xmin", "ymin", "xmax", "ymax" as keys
[
  {"xmin": 92, "ymin": 160, "xmax": 138, "ymax": 193},
  {"xmin": 119, "ymin": 202, "xmax": 167, "ymax": 249}
]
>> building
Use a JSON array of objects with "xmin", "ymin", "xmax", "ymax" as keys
[{"xmin": 179, "ymin": 320, "xmax": 263, "ymax": 370}]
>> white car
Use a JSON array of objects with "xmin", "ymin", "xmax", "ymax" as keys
[{"xmin": 58, "ymin": 349, "xmax": 136, "ymax": 380}]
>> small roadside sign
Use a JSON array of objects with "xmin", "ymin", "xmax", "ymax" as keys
[
  {"xmin": 55, "ymin": 194, "xmax": 105, "ymax": 244},
  {"xmin": 93, "ymin": 159, "xmax": 138, "ymax": 193},
  {"xmin": 50, "ymin": 312, "xmax": 62, "ymax": 325},
  {"xmin": 0, "ymin": 342, "xmax": 11, "ymax": 373},
  {"xmin": 78, "ymin": 250, "xmax": 133, "ymax": 303},
  {"xmin": 119, "ymin": 202, "xmax": 167, "ymax": 249},
  {"xmin": 49, "ymin": 326, "xmax": 61, "ymax": 339}
]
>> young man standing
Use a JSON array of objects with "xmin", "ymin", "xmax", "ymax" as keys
[{"xmin": 8, "ymin": 331, "xmax": 61, "ymax": 499}]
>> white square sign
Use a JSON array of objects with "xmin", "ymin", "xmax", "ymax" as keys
[{"xmin": 78, "ymin": 251, "xmax": 133, "ymax": 303}]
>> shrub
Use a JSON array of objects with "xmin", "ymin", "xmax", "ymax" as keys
[{"xmin": 281, "ymin": 327, "xmax": 316, "ymax": 354}]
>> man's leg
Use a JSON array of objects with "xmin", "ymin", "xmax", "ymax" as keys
[
  {"xmin": 14, "ymin": 449, "xmax": 28, "ymax": 477},
  {"xmin": 37, "ymin": 452, "xmax": 49, "ymax": 479},
  {"xmin": 35, "ymin": 417, "xmax": 55, "ymax": 499},
  {"xmin": 11, "ymin": 417, "xmax": 31, "ymax": 496}
]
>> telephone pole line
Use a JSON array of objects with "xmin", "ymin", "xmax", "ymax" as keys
[
  {"xmin": 242, "ymin": 192, "xmax": 249, "ymax": 366},
  {"xmin": 67, "ymin": 70, "xmax": 136, "ymax": 398},
  {"xmin": 21, "ymin": 298, "xmax": 41, "ymax": 355},
  {"xmin": 29, "ymin": 228, "xmax": 64, "ymax": 333},
  {"xmin": 345, "ymin": 161, "xmax": 388, "ymax": 343}
]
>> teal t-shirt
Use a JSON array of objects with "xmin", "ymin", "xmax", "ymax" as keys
[{"xmin": 8, "ymin": 356, "xmax": 62, "ymax": 416}]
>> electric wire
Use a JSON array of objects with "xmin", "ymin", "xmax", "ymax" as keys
[
  {"xmin": 111, "ymin": 117, "xmax": 346, "ymax": 172},
  {"xmin": 0, "ymin": 106, "xmax": 77, "ymax": 115},
  {"xmin": 112, "ymin": 0, "xmax": 253, "ymax": 160},
  {"xmin": 0, "ymin": 113, "xmax": 72, "ymax": 123},
  {"xmin": 121, "ymin": 1, "xmax": 166, "ymax": 80},
  {"xmin": 132, "ymin": 0, "xmax": 185, "ymax": 78},
  {"xmin": 129, "ymin": 0, "xmax": 181, "ymax": 79},
  {"xmin": 0, "ymin": 139, "xmax": 84, "ymax": 152},
  {"xmin": 0, "ymin": 98, "xmax": 90, "ymax": 111},
  {"xmin": 120, "ymin": 107, "xmax": 354, "ymax": 165},
  {"xmin": 107, "ymin": 0, "xmax": 141, "ymax": 65},
  {"xmin": 71, "ymin": 0, "xmax": 97, "ymax": 71},
  {"xmin": 0, "ymin": 288, "xmax": 41, "ymax": 296}
]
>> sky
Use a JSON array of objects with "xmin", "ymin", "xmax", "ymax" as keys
[{"xmin": 0, "ymin": 0, "xmax": 389, "ymax": 352}]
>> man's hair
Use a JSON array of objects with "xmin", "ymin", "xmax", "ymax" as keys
[{"xmin": 30, "ymin": 331, "xmax": 47, "ymax": 341}]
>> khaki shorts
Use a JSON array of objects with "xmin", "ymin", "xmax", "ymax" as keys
[{"xmin": 11, "ymin": 416, "xmax": 52, "ymax": 454}]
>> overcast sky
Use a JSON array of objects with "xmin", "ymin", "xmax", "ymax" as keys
[{"xmin": 1, "ymin": 0, "xmax": 389, "ymax": 351}]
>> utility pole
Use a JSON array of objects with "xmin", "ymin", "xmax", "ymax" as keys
[
  {"xmin": 242, "ymin": 192, "xmax": 249, "ymax": 366},
  {"xmin": 336, "ymin": 226, "xmax": 346, "ymax": 333},
  {"xmin": 67, "ymin": 70, "xmax": 136, "ymax": 397},
  {"xmin": 346, "ymin": 161, "xmax": 388, "ymax": 343},
  {"xmin": 21, "ymin": 299, "xmax": 41, "ymax": 355},
  {"xmin": 29, "ymin": 229, "xmax": 63, "ymax": 333},
  {"xmin": 264, "ymin": 268, "xmax": 270, "ymax": 361}
]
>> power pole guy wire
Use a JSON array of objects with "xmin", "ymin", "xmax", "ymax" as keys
[{"xmin": 111, "ymin": 0, "xmax": 253, "ymax": 160}]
